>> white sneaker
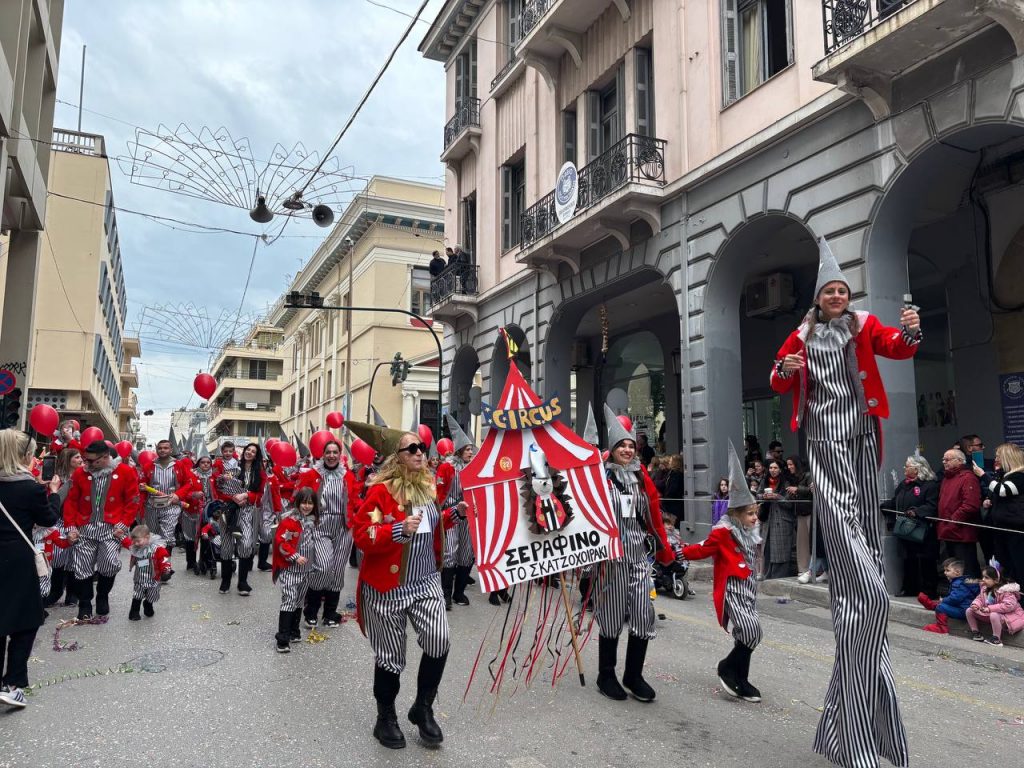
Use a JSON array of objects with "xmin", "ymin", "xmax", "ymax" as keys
[
  {"xmin": 0, "ymin": 685, "xmax": 27, "ymax": 709},
  {"xmin": 797, "ymin": 571, "xmax": 813, "ymax": 584},
  {"xmin": 816, "ymin": 572, "xmax": 829, "ymax": 583}
]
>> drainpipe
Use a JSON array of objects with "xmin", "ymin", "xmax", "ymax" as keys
[
  {"xmin": 678, "ymin": 200, "xmax": 697, "ymax": 536},
  {"xmin": 533, "ymin": 268, "xmax": 542, "ymax": 387}
]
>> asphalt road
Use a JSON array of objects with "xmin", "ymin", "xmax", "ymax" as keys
[{"xmin": 2, "ymin": 554, "xmax": 1022, "ymax": 768}]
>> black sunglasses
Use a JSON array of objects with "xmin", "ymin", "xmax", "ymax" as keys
[{"xmin": 399, "ymin": 442, "xmax": 428, "ymax": 456}]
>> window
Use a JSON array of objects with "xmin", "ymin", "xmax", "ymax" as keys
[
  {"xmin": 292, "ymin": 342, "xmax": 298, "ymax": 371},
  {"xmin": 587, "ymin": 66, "xmax": 625, "ymax": 160},
  {"xmin": 341, "ymin": 293, "xmax": 350, "ymax": 332},
  {"xmin": 501, "ymin": 159, "xmax": 526, "ymax": 251},
  {"xmin": 462, "ymin": 195, "xmax": 476, "ymax": 257},
  {"xmin": 563, "ymin": 109, "xmax": 577, "ymax": 165},
  {"xmin": 327, "ymin": 315, "xmax": 334, "ymax": 347},
  {"xmin": 298, "ymin": 388, "xmax": 304, "ymax": 412},
  {"xmin": 635, "ymin": 48, "xmax": 654, "ymax": 137},
  {"xmin": 290, "ymin": 393, "xmax": 296, "ymax": 416},
  {"xmin": 411, "ymin": 267, "xmax": 431, "ymax": 316},
  {"xmin": 248, "ymin": 360, "xmax": 267, "ymax": 380},
  {"xmin": 722, "ymin": 0, "xmax": 792, "ymax": 105},
  {"xmin": 326, "ymin": 370, "xmax": 333, "ymax": 398},
  {"xmin": 455, "ymin": 39, "xmax": 477, "ymax": 108},
  {"xmin": 419, "ymin": 399, "xmax": 439, "ymax": 431},
  {"xmin": 507, "ymin": 0, "xmax": 522, "ymax": 58}
]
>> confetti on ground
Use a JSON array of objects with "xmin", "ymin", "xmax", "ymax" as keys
[
  {"xmin": 53, "ymin": 616, "xmax": 109, "ymax": 651},
  {"xmin": 655, "ymin": 672, "xmax": 680, "ymax": 683},
  {"xmin": 306, "ymin": 629, "xmax": 329, "ymax": 644},
  {"xmin": 226, "ymin": 619, "xmax": 242, "ymax": 626},
  {"xmin": 190, "ymin": 604, "xmax": 203, "ymax": 611}
]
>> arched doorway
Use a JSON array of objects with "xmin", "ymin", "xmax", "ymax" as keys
[{"xmin": 448, "ymin": 343, "xmax": 480, "ymax": 435}]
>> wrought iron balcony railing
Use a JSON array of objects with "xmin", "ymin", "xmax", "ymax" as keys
[
  {"xmin": 520, "ymin": 133, "xmax": 667, "ymax": 250},
  {"xmin": 443, "ymin": 97, "xmax": 481, "ymax": 149},
  {"xmin": 822, "ymin": 0, "xmax": 912, "ymax": 55},
  {"xmin": 491, "ymin": 53, "xmax": 520, "ymax": 91},
  {"xmin": 521, "ymin": 0, "xmax": 555, "ymax": 39},
  {"xmin": 430, "ymin": 264, "xmax": 480, "ymax": 307}
]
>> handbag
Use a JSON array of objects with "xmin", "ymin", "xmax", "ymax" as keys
[
  {"xmin": 0, "ymin": 496, "xmax": 51, "ymax": 578},
  {"xmin": 893, "ymin": 513, "xmax": 927, "ymax": 544}
]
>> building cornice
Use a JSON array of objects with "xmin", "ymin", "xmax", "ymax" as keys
[{"xmin": 419, "ymin": 0, "xmax": 489, "ymax": 62}]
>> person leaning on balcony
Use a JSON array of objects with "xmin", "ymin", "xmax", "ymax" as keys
[{"xmin": 428, "ymin": 250, "xmax": 447, "ymax": 277}]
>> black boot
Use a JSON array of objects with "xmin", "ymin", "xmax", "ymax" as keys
[
  {"xmin": 77, "ymin": 577, "xmax": 95, "ymax": 620},
  {"xmin": 64, "ymin": 575, "xmax": 79, "ymax": 606},
  {"xmin": 717, "ymin": 641, "xmax": 745, "ymax": 699},
  {"xmin": 143, "ymin": 600, "xmax": 155, "ymax": 618},
  {"xmin": 373, "ymin": 666, "xmax": 406, "ymax": 749},
  {"xmin": 185, "ymin": 543, "xmax": 200, "ymax": 575},
  {"xmin": 579, "ymin": 575, "xmax": 594, "ymax": 611},
  {"xmin": 289, "ymin": 609, "xmax": 302, "ymax": 642},
  {"xmin": 322, "ymin": 591, "xmax": 341, "ymax": 626},
  {"xmin": 441, "ymin": 568, "xmax": 455, "ymax": 611},
  {"xmin": 304, "ymin": 589, "xmax": 323, "ymax": 626},
  {"xmin": 408, "ymin": 652, "xmax": 447, "ymax": 745},
  {"xmin": 257, "ymin": 542, "xmax": 272, "ymax": 571},
  {"xmin": 453, "ymin": 566, "xmax": 471, "ymax": 606},
  {"xmin": 128, "ymin": 598, "xmax": 142, "ymax": 621},
  {"xmin": 46, "ymin": 567, "xmax": 66, "ymax": 606},
  {"xmin": 219, "ymin": 560, "xmax": 235, "ymax": 594},
  {"xmin": 622, "ymin": 634, "xmax": 656, "ymax": 702},
  {"xmin": 275, "ymin": 611, "xmax": 292, "ymax": 653},
  {"xmin": 596, "ymin": 635, "xmax": 627, "ymax": 700},
  {"xmin": 489, "ymin": 592, "xmax": 501, "ymax": 606},
  {"xmin": 237, "ymin": 557, "xmax": 254, "ymax": 595},
  {"xmin": 734, "ymin": 643, "xmax": 761, "ymax": 702},
  {"xmin": 95, "ymin": 575, "xmax": 115, "ymax": 616}
]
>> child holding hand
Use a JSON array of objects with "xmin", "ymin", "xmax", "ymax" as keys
[
  {"xmin": 965, "ymin": 565, "xmax": 1024, "ymax": 646},
  {"xmin": 273, "ymin": 487, "xmax": 318, "ymax": 653},
  {"xmin": 122, "ymin": 525, "xmax": 170, "ymax": 620}
]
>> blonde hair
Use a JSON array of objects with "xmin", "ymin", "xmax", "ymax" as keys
[
  {"xmin": 370, "ymin": 432, "xmax": 436, "ymax": 507},
  {"xmin": 0, "ymin": 430, "xmax": 36, "ymax": 475},
  {"xmin": 132, "ymin": 524, "xmax": 151, "ymax": 540},
  {"xmin": 995, "ymin": 443, "xmax": 1024, "ymax": 474}
]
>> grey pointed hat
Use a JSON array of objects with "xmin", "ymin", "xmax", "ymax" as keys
[
  {"xmin": 813, "ymin": 237, "xmax": 851, "ymax": 301},
  {"xmin": 582, "ymin": 402, "xmax": 599, "ymax": 445},
  {"xmin": 445, "ymin": 414, "xmax": 474, "ymax": 453},
  {"xmin": 727, "ymin": 439, "xmax": 757, "ymax": 510},
  {"xmin": 604, "ymin": 404, "xmax": 635, "ymax": 450},
  {"xmin": 369, "ymin": 405, "xmax": 388, "ymax": 428}
]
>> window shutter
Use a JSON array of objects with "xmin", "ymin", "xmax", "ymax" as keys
[
  {"xmin": 509, "ymin": 0, "xmax": 521, "ymax": 49},
  {"xmin": 470, "ymin": 39, "xmax": 478, "ymax": 99},
  {"xmin": 501, "ymin": 165, "xmax": 512, "ymax": 251},
  {"xmin": 587, "ymin": 90, "xmax": 600, "ymax": 161},
  {"xmin": 635, "ymin": 48, "xmax": 653, "ymax": 137},
  {"xmin": 722, "ymin": 0, "xmax": 739, "ymax": 105},
  {"xmin": 615, "ymin": 63, "xmax": 626, "ymax": 143}
]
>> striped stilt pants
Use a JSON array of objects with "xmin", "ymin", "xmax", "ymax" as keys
[
  {"xmin": 442, "ymin": 516, "xmax": 474, "ymax": 568},
  {"xmin": 360, "ymin": 574, "xmax": 449, "ymax": 674},
  {"xmin": 593, "ymin": 559, "xmax": 656, "ymax": 640},
  {"xmin": 71, "ymin": 524, "xmax": 122, "ymax": 579},
  {"xmin": 278, "ymin": 567, "xmax": 311, "ymax": 611},
  {"xmin": 308, "ymin": 513, "xmax": 352, "ymax": 592},
  {"xmin": 807, "ymin": 431, "xmax": 908, "ymax": 768},
  {"xmin": 234, "ymin": 504, "xmax": 260, "ymax": 559}
]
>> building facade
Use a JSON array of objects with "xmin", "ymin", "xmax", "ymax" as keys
[
  {"xmin": 204, "ymin": 324, "xmax": 285, "ymax": 450},
  {"xmin": 270, "ymin": 177, "xmax": 446, "ymax": 440},
  {"xmin": 0, "ymin": 0, "xmax": 64, "ymax": 425},
  {"xmin": 421, "ymin": 0, "xmax": 1024, "ymax": 555},
  {"xmin": 16, "ymin": 129, "xmax": 141, "ymax": 439}
]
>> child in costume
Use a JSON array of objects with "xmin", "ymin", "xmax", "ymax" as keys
[
  {"xmin": 682, "ymin": 441, "xmax": 763, "ymax": 703},
  {"xmin": 122, "ymin": 524, "xmax": 170, "ymax": 620},
  {"xmin": 917, "ymin": 558, "xmax": 979, "ymax": 633},
  {"xmin": 273, "ymin": 487, "xmax": 318, "ymax": 653},
  {"xmin": 965, "ymin": 564, "xmax": 1023, "ymax": 646},
  {"xmin": 32, "ymin": 523, "xmax": 72, "ymax": 607}
]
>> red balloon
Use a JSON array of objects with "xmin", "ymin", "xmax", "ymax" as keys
[
  {"xmin": 70, "ymin": 420, "xmax": 81, "ymax": 431},
  {"xmin": 80, "ymin": 426, "xmax": 104, "ymax": 446},
  {"xmin": 436, "ymin": 438, "xmax": 454, "ymax": 457},
  {"xmin": 265, "ymin": 438, "xmax": 280, "ymax": 453},
  {"xmin": 326, "ymin": 411, "xmax": 344, "ymax": 429},
  {"xmin": 309, "ymin": 429, "xmax": 336, "ymax": 460},
  {"xmin": 417, "ymin": 424, "xmax": 433, "ymax": 448},
  {"xmin": 138, "ymin": 450, "xmax": 157, "ymax": 467},
  {"xmin": 269, "ymin": 441, "xmax": 297, "ymax": 468},
  {"xmin": 28, "ymin": 404, "xmax": 59, "ymax": 436},
  {"xmin": 616, "ymin": 414, "xmax": 634, "ymax": 433},
  {"xmin": 104, "ymin": 440, "xmax": 114, "ymax": 448},
  {"xmin": 350, "ymin": 438, "xmax": 376, "ymax": 466},
  {"xmin": 115, "ymin": 441, "xmax": 132, "ymax": 459},
  {"xmin": 193, "ymin": 372, "xmax": 217, "ymax": 401}
]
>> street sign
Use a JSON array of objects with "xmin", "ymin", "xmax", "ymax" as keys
[
  {"xmin": 0, "ymin": 370, "xmax": 15, "ymax": 396},
  {"xmin": 554, "ymin": 161, "xmax": 578, "ymax": 224}
]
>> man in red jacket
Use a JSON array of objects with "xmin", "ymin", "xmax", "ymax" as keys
[
  {"xmin": 64, "ymin": 440, "xmax": 141, "ymax": 619},
  {"xmin": 938, "ymin": 448, "xmax": 981, "ymax": 576}
]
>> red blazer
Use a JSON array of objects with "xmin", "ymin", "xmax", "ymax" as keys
[
  {"xmin": 272, "ymin": 465, "xmax": 295, "ymax": 504},
  {"xmin": 682, "ymin": 525, "xmax": 754, "ymax": 629},
  {"xmin": 49, "ymin": 438, "xmax": 82, "ymax": 455},
  {"xmin": 120, "ymin": 538, "xmax": 171, "ymax": 581},
  {"xmin": 211, "ymin": 458, "xmax": 265, "ymax": 506},
  {"xmin": 63, "ymin": 464, "xmax": 141, "ymax": 531},
  {"xmin": 770, "ymin": 311, "xmax": 919, "ymax": 432},
  {"xmin": 40, "ymin": 529, "xmax": 71, "ymax": 562},
  {"xmin": 435, "ymin": 461, "xmax": 457, "ymax": 504},
  {"xmin": 264, "ymin": 475, "xmax": 284, "ymax": 513},
  {"xmin": 138, "ymin": 461, "xmax": 198, "ymax": 502},
  {"xmin": 352, "ymin": 483, "xmax": 458, "ymax": 632},
  {"xmin": 291, "ymin": 467, "xmax": 357, "ymax": 518},
  {"xmin": 272, "ymin": 513, "xmax": 304, "ymax": 577},
  {"xmin": 612, "ymin": 465, "xmax": 675, "ymax": 566}
]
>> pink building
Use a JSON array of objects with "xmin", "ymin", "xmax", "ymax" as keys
[{"xmin": 421, "ymin": 0, "xmax": 1024, "ymax": 548}]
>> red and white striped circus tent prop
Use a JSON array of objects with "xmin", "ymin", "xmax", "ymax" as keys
[{"xmin": 460, "ymin": 360, "xmax": 621, "ymax": 593}]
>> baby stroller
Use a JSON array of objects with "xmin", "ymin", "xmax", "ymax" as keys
[
  {"xmin": 200, "ymin": 500, "xmax": 225, "ymax": 579},
  {"xmin": 653, "ymin": 556, "xmax": 691, "ymax": 600}
]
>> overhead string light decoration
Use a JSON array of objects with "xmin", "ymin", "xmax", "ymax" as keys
[
  {"xmin": 135, "ymin": 303, "xmax": 266, "ymax": 351},
  {"xmin": 118, "ymin": 123, "xmax": 360, "ymax": 227}
]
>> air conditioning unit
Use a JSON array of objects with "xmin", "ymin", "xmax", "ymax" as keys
[
  {"xmin": 244, "ymin": 402, "xmax": 258, "ymax": 410},
  {"xmin": 570, "ymin": 341, "xmax": 591, "ymax": 368},
  {"xmin": 745, "ymin": 273, "xmax": 795, "ymax": 318}
]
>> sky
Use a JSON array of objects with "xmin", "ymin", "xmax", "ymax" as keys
[{"xmin": 52, "ymin": 0, "xmax": 448, "ymax": 444}]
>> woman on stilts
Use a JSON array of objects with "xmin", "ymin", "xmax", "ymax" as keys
[
  {"xmin": 770, "ymin": 237, "xmax": 918, "ymax": 768},
  {"xmin": 594, "ymin": 405, "xmax": 676, "ymax": 702},
  {"xmin": 437, "ymin": 415, "xmax": 477, "ymax": 609},
  {"xmin": 352, "ymin": 429, "xmax": 463, "ymax": 750}
]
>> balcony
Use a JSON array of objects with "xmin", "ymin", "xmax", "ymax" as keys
[
  {"xmin": 813, "ymin": 0, "xmax": 1020, "ymax": 119},
  {"xmin": 206, "ymin": 401, "xmax": 281, "ymax": 429},
  {"xmin": 51, "ymin": 128, "xmax": 107, "ymax": 158},
  {"xmin": 429, "ymin": 264, "xmax": 480, "ymax": 326},
  {"xmin": 517, "ymin": 134, "xmax": 667, "ymax": 271},
  {"xmin": 119, "ymin": 363, "xmax": 138, "ymax": 387},
  {"xmin": 441, "ymin": 97, "xmax": 482, "ymax": 164},
  {"xmin": 119, "ymin": 391, "xmax": 139, "ymax": 417},
  {"xmin": 490, "ymin": 52, "xmax": 525, "ymax": 97},
  {"xmin": 123, "ymin": 336, "xmax": 142, "ymax": 357}
]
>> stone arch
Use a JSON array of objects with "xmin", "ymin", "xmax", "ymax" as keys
[
  {"xmin": 489, "ymin": 324, "xmax": 532, "ymax": 397},
  {"xmin": 447, "ymin": 343, "xmax": 480, "ymax": 432}
]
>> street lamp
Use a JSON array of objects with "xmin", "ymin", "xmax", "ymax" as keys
[{"xmin": 285, "ymin": 293, "xmax": 443, "ymax": 437}]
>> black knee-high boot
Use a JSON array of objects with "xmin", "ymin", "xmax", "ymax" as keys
[
  {"xmin": 95, "ymin": 574, "xmax": 116, "ymax": 616},
  {"xmin": 185, "ymin": 543, "xmax": 199, "ymax": 575},
  {"xmin": 622, "ymin": 634, "xmax": 656, "ymax": 702},
  {"xmin": 408, "ymin": 651, "xmax": 447, "ymax": 744},
  {"xmin": 441, "ymin": 568, "xmax": 455, "ymax": 611},
  {"xmin": 46, "ymin": 567, "xmax": 66, "ymax": 606},
  {"xmin": 77, "ymin": 576, "xmax": 95, "ymax": 620},
  {"xmin": 597, "ymin": 635, "xmax": 627, "ymax": 700},
  {"xmin": 257, "ymin": 542, "xmax": 272, "ymax": 571},
  {"xmin": 275, "ymin": 611, "xmax": 292, "ymax": 652},
  {"xmin": 717, "ymin": 640, "xmax": 745, "ymax": 698},
  {"xmin": 219, "ymin": 560, "xmax": 235, "ymax": 594},
  {"xmin": 734, "ymin": 643, "xmax": 761, "ymax": 701},
  {"xmin": 453, "ymin": 566, "xmax": 471, "ymax": 606},
  {"xmin": 289, "ymin": 609, "xmax": 302, "ymax": 642},
  {"xmin": 304, "ymin": 589, "xmax": 324, "ymax": 625},
  {"xmin": 373, "ymin": 665, "xmax": 405, "ymax": 749},
  {"xmin": 237, "ymin": 557, "xmax": 254, "ymax": 595},
  {"xmin": 322, "ymin": 591, "xmax": 341, "ymax": 626},
  {"xmin": 129, "ymin": 598, "xmax": 142, "ymax": 621},
  {"xmin": 64, "ymin": 574, "xmax": 79, "ymax": 606}
]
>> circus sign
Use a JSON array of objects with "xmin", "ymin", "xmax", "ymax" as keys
[{"xmin": 461, "ymin": 354, "xmax": 620, "ymax": 592}]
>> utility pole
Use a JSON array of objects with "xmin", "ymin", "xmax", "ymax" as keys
[
  {"xmin": 78, "ymin": 45, "xmax": 86, "ymax": 132},
  {"xmin": 343, "ymin": 236, "xmax": 354, "ymax": 420}
]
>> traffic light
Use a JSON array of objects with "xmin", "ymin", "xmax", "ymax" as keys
[
  {"xmin": 389, "ymin": 353, "xmax": 411, "ymax": 386},
  {"xmin": 1, "ymin": 387, "xmax": 22, "ymax": 429}
]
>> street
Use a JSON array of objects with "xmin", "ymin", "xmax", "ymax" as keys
[{"xmin": 2, "ymin": 556, "xmax": 1022, "ymax": 768}]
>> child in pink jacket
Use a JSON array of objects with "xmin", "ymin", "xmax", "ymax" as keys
[{"xmin": 965, "ymin": 565, "xmax": 1024, "ymax": 646}]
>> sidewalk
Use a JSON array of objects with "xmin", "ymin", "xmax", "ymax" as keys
[{"xmin": 685, "ymin": 561, "xmax": 1024, "ymax": 649}]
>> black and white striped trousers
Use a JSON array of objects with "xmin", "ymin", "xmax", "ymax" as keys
[
  {"xmin": 259, "ymin": 505, "xmax": 278, "ymax": 545},
  {"xmin": 278, "ymin": 566, "xmax": 311, "ymax": 611},
  {"xmin": 360, "ymin": 574, "xmax": 449, "ymax": 674},
  {"xmin": 145, "ymin": 501, "xmax": 180, "ymax": 544},
  {"xmin": 442, "ymin": 516, "xmax": 474, "ymax": 568},
  {"xmin": 724, "ymin": 579, "xmax": 762, "ymax": 649},
  {"xmin": 71, "ymin": 524, "xmax": 122, "ymax": 579},
  {"xmin": 807, "ymin": 432, "xmax": 909, "ymax": 768},
  {"xmin": 180, "ymin": 512, "xmax": 200, "ymax": 542},
  {"xmin": 233, "ymin": 504, "xmax": 260, "ymax": 559},
  {"xmin": 308, "ymin": 513, "xmax": 352, "ymax": 592},
  {"xmin": 132, "ymin": 574, "xmax": 161, "ymax": 603},
  {"xmin": 593, "ymin": 559, "xmax": 656, "ymax": 640}
]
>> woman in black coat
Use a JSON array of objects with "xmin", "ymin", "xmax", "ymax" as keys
[
  {"xmin": 0, "ymin": 430, "xmax": 62, "ymax": 709},
  {"xmin": 986, "ymin": 443, "xmax": 1024, "ymax": 583},
  {"xmin": 883, "ymin": 455, "xmax": 940, "ymax": 598}
]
